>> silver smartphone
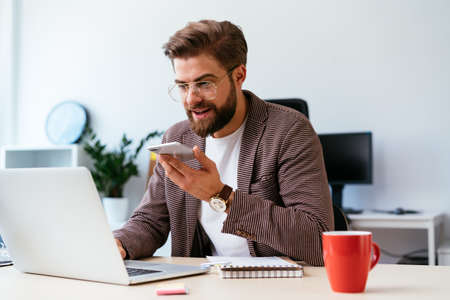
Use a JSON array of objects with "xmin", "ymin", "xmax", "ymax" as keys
[{"xmin": 147, "ymin": 142, "xmax": 195, "ymax": 162}]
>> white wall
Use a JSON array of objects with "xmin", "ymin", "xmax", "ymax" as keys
[
  {"xmin": 0, "ymin": 0, "xmax": 16, "ymax": 145},
  {"xmin": 12, "ymin": 0, "xmax": 450, "ymax": 260}
]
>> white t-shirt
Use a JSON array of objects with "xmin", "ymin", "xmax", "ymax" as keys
[{"xmin": 200, "ymin": 120, "xmax": 251, "ymax": 257}]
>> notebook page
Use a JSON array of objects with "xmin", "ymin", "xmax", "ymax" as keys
[{"xmin": 206, "ymin": 256, "xmax": 297, "ymax": 267}]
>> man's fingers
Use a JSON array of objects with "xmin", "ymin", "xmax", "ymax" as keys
[
  {"xmin": 193, "ymin": 146, "xmax": 215, "ymax": 169},
  {"xmin": 159, "ymin": 158, "xmax": 187, "ymax": 188},
  {"xmin": 160, "ymin": 154, "xmax": 192, "ymax": 175}
]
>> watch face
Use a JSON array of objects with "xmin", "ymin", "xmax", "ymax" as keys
[{"xmin": 209, "ymin": 197, "xmax": 226, "ymax": 212}]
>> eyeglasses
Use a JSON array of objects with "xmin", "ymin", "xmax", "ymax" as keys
[{"xmin": 168, "ymin": 65, "xmax": 238, "ymax": 103}]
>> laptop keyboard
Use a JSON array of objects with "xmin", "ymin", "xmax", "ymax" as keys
[{"xmin": 126, "ymin": 267, "xmax": 161, "ymax": 277}]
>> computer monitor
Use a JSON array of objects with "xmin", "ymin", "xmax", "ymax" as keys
[{"xmin": 318, "ymin": 132, "xmax": 373, "ymax": 213}]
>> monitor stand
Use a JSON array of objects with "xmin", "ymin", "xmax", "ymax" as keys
[{"xmin": 330, "ymin": 184, "xmax": 363, "ymax": 214}]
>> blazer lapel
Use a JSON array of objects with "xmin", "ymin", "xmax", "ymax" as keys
[
  {"xmin": 183, "ymin": 132, "xmax": 205, "ymax": 256},
  {"xmin": 237, "ymin": 91, "xmax": 268, "ymax": 193}
]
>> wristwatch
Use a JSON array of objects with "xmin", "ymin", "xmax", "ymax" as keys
[{"xmin": 209, "ymin": 185, "xmax": 233, "ymax": 212}]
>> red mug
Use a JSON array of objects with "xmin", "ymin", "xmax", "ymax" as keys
[{"xmin": 322, "ymin": 231, "xmax": 380, "ymax": 293}]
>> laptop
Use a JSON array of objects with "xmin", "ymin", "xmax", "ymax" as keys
[{"xmin": 0, "ymin": 167, "xmax": 207, "ymax": 285}]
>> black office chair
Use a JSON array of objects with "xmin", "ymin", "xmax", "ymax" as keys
[
  {"xmin": 265, "ymin": 98, "xmax": 348, "ymax": 231},
  {"xmin": 333, "ymin": 205, "xmax": 349, "ymax": 230},
  {"xmin": 266, "ymin": 98, "xmax": 309, "ymax": 119}
]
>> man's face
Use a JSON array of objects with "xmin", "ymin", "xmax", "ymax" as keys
[{"xmin": 173, "ymin": 54, "xmax": 237, "ymax": 138}]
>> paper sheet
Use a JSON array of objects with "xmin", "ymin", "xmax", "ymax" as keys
[{"xmin": 206, "ymin": 256, "xmax": 297, "ymax": 267}]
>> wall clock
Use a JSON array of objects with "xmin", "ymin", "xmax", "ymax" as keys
[{"xmin": 45, "ymin": 101, "xmax": 88, "ymax": 144}]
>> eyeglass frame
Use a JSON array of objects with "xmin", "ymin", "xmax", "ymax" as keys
[{"xmin": 168, "ymin": 64, "xmax": 239, "ymax": 102}]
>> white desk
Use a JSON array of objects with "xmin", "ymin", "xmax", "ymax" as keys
[
  {"xmin": 348, "ymin": 212, "xmax": 445, "ymax": 265},
  {"xmin": 1, "ymin": 257, "xmax": 450, "ymax": 299}
]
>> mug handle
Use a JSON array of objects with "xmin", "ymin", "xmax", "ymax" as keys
[{"xmin": 370, "ymin": 242, "xmax": 380, "ymax": 270}]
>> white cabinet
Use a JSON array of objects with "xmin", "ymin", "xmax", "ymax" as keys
[{"xmin": 0, "ymin": 145, "xmax": 88, "ymax": 168}]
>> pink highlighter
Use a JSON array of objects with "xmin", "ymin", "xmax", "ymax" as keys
[{"xmin": 156, "ymin": 283, "xmax": 189, "ymax": 296}]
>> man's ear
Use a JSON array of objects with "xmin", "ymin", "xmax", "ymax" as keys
[{"xmin": 233, "ymin": 64, "xmax": 247, "ymax": 89}]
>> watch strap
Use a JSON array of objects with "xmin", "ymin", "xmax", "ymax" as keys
[{"xmin": 217, "ymin": 185, "xmax": 233, "ymax": 203}]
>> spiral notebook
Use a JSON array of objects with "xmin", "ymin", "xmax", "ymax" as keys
[{"xmin": 206, "ymin": 256, "xmax": 303, "ymax": 279}]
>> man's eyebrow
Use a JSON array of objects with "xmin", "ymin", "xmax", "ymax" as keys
[{"xmin": 174, "ymin": 73, "xmax": 218, "ymax": 84}]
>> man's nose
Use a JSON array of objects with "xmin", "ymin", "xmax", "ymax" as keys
[{"xmin": 185, "ymin": 86, "xmax": 202, "ymax": 105}]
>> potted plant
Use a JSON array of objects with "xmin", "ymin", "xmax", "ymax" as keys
[{"xmin": 82, "ymin": 127, "xmax": 163, "ymax": 223}]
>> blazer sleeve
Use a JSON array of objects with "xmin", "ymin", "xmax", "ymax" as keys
[
  {"xmin": 113, "ymin": 142, "xmax": 170, "ymax": 259},
  {"xmin": 221, "ymin": 118, "xmax": 334, "ymax": 266}
]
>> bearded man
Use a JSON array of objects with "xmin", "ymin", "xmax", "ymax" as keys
[{"xmin": 114, "ymin": 20, "xmax": 333, "ymax": 266}]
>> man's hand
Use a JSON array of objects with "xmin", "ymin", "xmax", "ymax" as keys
[
  {"xmin": 115, "ymin": 238, "xmax": 126, "ymax": 259},
  {"xmin": 158, "ymin": 145, "xmax": 223, "ymax": 201}
]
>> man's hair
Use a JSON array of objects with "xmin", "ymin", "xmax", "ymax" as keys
[{"xmin": 163, "ymin": 20, "xmax": 247, "ymax": 70}]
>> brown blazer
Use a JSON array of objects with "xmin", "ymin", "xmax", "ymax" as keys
[{"xmin": 114, "ymin": 90, "xmax": 333, "ymax": 266}]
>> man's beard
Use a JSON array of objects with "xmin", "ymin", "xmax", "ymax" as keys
[{"xmin": 185, "ymin": 79, "xmax": 237, "ymax": 138}]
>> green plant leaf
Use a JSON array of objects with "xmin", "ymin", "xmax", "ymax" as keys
[{"xmin": 81, "ymin": 127, "xmax": 163, "ymax": 197}]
